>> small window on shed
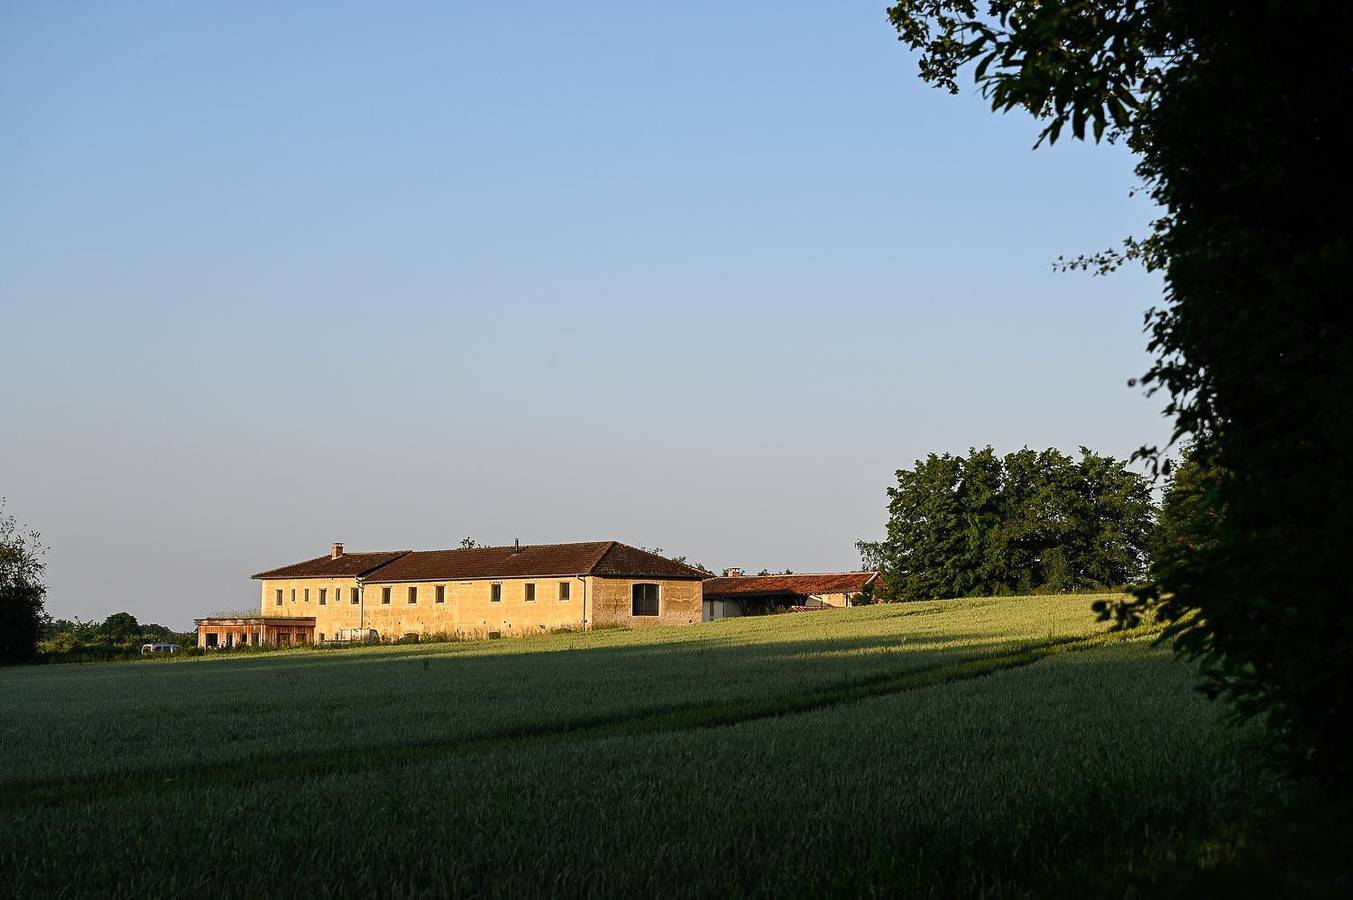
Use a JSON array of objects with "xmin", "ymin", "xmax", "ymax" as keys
[
  {"xmin": 631, "ymin": 583, "xmax": 660, "ymax": 617},
  {"xmin": 490, "ymin": 583, "xmax": 502, "ymax": 603},
  {"xmin": 435, "ymin": 585, "xmax": 445, "ymax": 604},
  {"xmin": 524, "ymin": 582, "xmax": 536, "ymax": 603},
  {"xmin": 275, "ymin": 589, "xmax": 283, "ymax": 607},
  {"xmin": 382, "ymin": 587, "xmax": 391, "ymax": 605},
  {"xmin": 559, "ymin": 581, "xmax": 570, "ymax": 602},
  {"xmin": 408, "ymin": 585, "xmax": 418, "ymax": 605}
]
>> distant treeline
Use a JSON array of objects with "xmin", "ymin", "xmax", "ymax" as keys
[
  {"xmin": 40, "ymin": 613, "xmax": 196, "ymax": 663},
  {"xmin": 859, "ymin": 447, "xmax": 1154, "ymax": 600}
]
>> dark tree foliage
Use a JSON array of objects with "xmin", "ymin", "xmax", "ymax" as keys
[
  {"xmin": 0, "ymin": 502, "xmax": 48, "ymax": 664},
  {"xmin": 861, "ymin": 447, "xmax": 1152, "ymax": 600},
  {"xmin": 886, "ymin": 1, "xmax": 1353, "ymax": 782},
  {"xmin": 39, "ymin": 612, "xmax": 188, "ymax": 663}
]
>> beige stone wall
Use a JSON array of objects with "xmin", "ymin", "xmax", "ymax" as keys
[
  {"xmin": 808, "ymin": 592, "xmax": 855, "ymax": 608},
  {"xmin": 258, "ymin": 574, "xmax": 704, "ymax": 639},
  {"xmin": 259, "ymin": 577, "xmax": 363, "ymax": 641},
  {"xmin": 590, "ymin": 577, "xmax": 703, "ymax": 627},
  {"xmin": 357, "ymin": 576, "xmax": 588, "ymax": 639}
]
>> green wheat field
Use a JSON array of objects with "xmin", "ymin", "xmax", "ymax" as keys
[{"xmin": 0, "ymin": 596, "xmax": 1280, "ymax": 898}]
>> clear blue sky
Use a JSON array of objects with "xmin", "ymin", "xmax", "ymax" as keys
[{"xmin": 1, "ymin": 2, "xmax": 1168, "ymax": 628}]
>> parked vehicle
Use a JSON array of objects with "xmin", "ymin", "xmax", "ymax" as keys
[
  {"xmin": 333, "ymin": 628, "xmax": 380, "ymax": 643},
  {"xmin": 140, "ymin": 642, "xmax": 180, "ymax": 655}
]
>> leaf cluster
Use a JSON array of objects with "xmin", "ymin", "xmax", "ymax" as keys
[
  {"xmin": 0, "ymin": 500, "xmax": 47, "ymax": 664},
  {"xmin": 39, "ymin": 612, "xmax": 192, "ymax": 664},
  {"xmin": 863, "ymin": 447, "xmax": 1154, "ymax": 601},
  {"xmin": 887, "ymin": 0, "xmax": 1353, "ymax": 784}
]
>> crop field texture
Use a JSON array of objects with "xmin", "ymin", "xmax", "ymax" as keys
[{"xmin": 0, "ymin": 596, "xmax": 1271, "ymax": 898}]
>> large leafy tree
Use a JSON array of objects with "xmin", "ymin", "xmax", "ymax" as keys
[
  {"xmin": 863, "ymin": 447, "xmax": 1152, "ymax": 599},
  {"xmin": 0, "ymin": 501, "xmax": 47, "ymax": 664},
  {"xmin": 885, "ymin": 1, "xmax": 1353, "ymax": 781}
]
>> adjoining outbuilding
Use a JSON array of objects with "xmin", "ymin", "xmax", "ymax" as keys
[
  {"xmin": 700, "ymin": 571, "xmax": 878, "ymax": 621},
  {"xmin": 193, "ymin": 616, "xmax": 317, "ymax": 649}
]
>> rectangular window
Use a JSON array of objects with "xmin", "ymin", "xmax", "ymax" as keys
[
  {"xmin": 304, "ymin": 588, "xmax": 310, "ymax": 603},
  {"xmin": 524, "ymin": 582, "xmax": 536, "ymax": 603},
  {"xmin": 318, "ymin": 633, "xmax": 324, "ymax": 643},
  {"xmin": 275, "ymin": 589, "xmax": 282, "ymax": 607},
  {"xmin": 490, "ymin": 583, "xmax": 502, "ymax": 603},
  {"xmin": 631, "ymin": 583, "xmax": 660, "ymax": 617},
  {"xmin": 435, "ymin": 585, "xmax": 445, "ymax": 604},
  {"xmin": 558, "ymin": 581, "xmax": 570, "ymax": 602},
  {"xmin": 408, "ymin": 585, "xmax": 417, "ymax": 605},
  {"xmin": 291, "ymin": 589, "xmax": 296, "ymax": 603},
  {"xmin": 319, "ymin": 588, "xmax": 326, "ymax": 606},
  {"xmin": 351, "ymin": 587, "xmax": 359, "ymax": 605},
  {"xmin": 382, "ymin": 587, "xmax": 391, "ymax": 605}
]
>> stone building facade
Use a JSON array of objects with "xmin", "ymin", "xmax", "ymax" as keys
[{"xmin": 198, "ymin": 541, "xmax": 708, "ymax": 646}]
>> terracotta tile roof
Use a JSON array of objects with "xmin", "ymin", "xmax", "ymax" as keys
[
  {"xmin": 312, "ymin": 541, "xmax": 708, "ymax": 584},
  {"xmin": 251, "ymin": 551, "xmax": 411, "ymax": 580},
  {"xmin": 701, "ymin": 571, "xmax": 878, "ymax": 599},
  {"xmin": 588, "ymin": 542, "xmax": 711, "ymax": 580}
]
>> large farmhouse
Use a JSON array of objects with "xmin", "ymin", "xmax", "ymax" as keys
[{"xmin": 195, "ymin": 541, "xmax": 708, "ymax": 648}]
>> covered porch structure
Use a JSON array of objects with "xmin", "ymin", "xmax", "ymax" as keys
[{"xmin": 194, "ymin": 616, "xmax": 316, "ymax": 649}]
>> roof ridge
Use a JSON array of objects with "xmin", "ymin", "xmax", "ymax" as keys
[
  {"xmin": 406, "ymin": 540, "xmax": 613, "ymax": 553},
  {"xmin": 710, "ymin": 570, "xmax": 877, "ymax": 578},
  {"xmin": 250, "ymin": 549, "xmax": 412, "ymax": 580},
  {"xmin": 583, "ymin": 540, "xmax": 621, "ymax": 575}
]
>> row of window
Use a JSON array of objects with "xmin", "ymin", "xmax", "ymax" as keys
[
  {"xmin": 379, "ymin": 580, "xmax": 575, "ymax": 605},
  {"xmin": 276, "ymin": 587, "xmax": 360, "ymax": 607},
  {"xmin": 272, "ymin": 581, "xmax": 661, "ymax": 616}
]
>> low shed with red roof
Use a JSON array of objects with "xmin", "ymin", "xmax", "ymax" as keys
[{"xmin": 700, "ymin": 571, "xmax": 878, "ymax": 620}]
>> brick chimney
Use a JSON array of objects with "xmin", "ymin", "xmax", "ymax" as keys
[
  {"xmin": 723, "ymin": 567, "xmax": 744, "ymax": 577},
  {"xmin": 512, "ymin": 538, "xmax": 521, "ymax": 555},
  {"xmin": 331, "ymin": 542, "xmax": 344, "ymax": 559}
]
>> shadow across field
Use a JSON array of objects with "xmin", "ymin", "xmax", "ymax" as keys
[{"xmin": 0, "ymin": 624, "xmax": 1158, "ymax": 811}]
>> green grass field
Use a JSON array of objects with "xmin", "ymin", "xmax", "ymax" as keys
[{"xmin": 0, "ymin": 596, "xmax": 1282, "ymax": 898}]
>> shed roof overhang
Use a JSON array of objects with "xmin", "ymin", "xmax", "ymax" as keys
[{"xmin": 195, "ymin": 616, "xmax": 317, "ymax": 627}]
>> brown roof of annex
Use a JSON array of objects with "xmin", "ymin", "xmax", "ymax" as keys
[
  {"xmin": 251, "ymin": 550, "xmax": 411, "ymax": 580},
  {"xmin": 701, "ymin": 571, "xmax": 878, "ymax": 599},
  {"xmin": 253, "ymin": 541, "xmax": 708, "ymax": 583}
]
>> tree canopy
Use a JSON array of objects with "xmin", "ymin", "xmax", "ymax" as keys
[
  {"xmin": 39, "ymin": 612, "xmax": 189, "ymax": 663},
  {"xmin": 886, "ymin": 1, "xmax": 1353, "ymax": 782},
  {"xmin": 861, "ymin": 447, "xmax": 1153, "ymax": 600},
  {"xmin": 0, "ymin": 501, "xmax": 47, "ymax": 664}
]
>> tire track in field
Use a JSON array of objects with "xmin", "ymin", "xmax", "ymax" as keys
[{"xmin": 0, "ymin": 627, "xmax": 1161, "ymax": 810}]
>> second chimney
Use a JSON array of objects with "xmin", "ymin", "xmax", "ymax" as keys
[
  {"xmin": 331, "ymin": 542, "xmax": 344, "ymax": 559},
  {"xmin": 512, "ymin": 538, "xmax": 521, "ymax": 554}
]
